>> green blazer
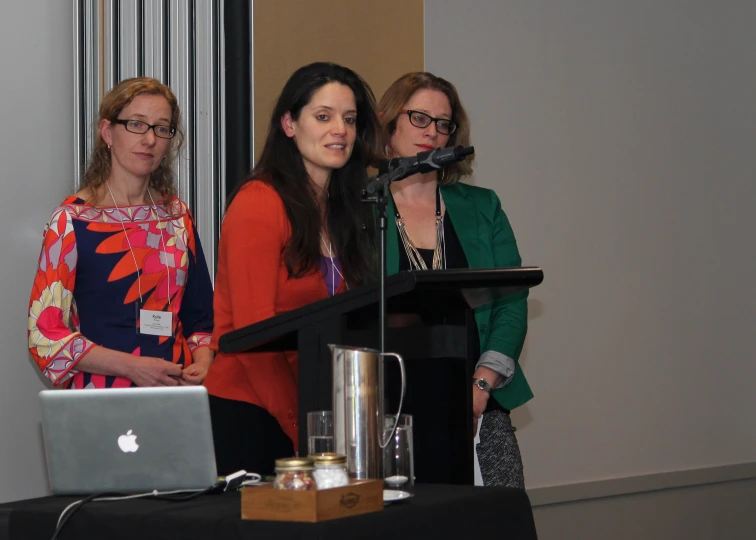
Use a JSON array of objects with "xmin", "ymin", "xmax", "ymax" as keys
[{"xmin": 385, "ymin": 182, "xmax": 534, "ymax": 411}]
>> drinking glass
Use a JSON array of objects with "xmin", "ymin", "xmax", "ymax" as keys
[
  {"xmin": 307, "ymin": 411, "xmax": 334, "ymax": 454},
  {"xmin": 382, "ymin": 414, "xmax": 414, "ymax": 493}
]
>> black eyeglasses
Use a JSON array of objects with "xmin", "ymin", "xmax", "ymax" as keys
[
  {"xmin": 112, "ymin": 119, "xmax": 176, "ymax": 139},
  {"xmin": 400, "ymin": 110, "xmax": 457, "ymax": 135}
]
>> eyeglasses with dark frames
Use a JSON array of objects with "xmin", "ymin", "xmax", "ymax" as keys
[
  {"xmin": 112, "ymin": 119, "xmax": 176, "ymax": 139},
  {"xmin": 400, "ymin": 109, "xmax": 457, "ymax": 135}
]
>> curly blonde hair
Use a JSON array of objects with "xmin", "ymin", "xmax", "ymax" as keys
[
  {"xmin": 376, "ymin": 72, "xmax": 473, "ymax": 185},
  {"xmin": 81, "ymin": 77, "xmax": 185, "ymax": 205}
]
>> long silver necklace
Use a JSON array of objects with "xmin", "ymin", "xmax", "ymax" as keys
[{"xmin": 394, "ymin": 185, "xmax": 446, "ymax": 271}]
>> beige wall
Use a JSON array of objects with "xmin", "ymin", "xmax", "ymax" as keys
[{"xmin": 253, "ymin": 0, "xmax": 423, "ymax": 160}]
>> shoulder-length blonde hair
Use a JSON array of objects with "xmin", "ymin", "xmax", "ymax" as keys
[
  {"xmin": 376, "ymin": 72, "xmax": 473, "ymax": 185},
  {"xmin": 82, "ymin": 77, "xmax": 185, "ymax": 205}
]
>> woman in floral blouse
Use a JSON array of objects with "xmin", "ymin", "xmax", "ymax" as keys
[{"xmin": 28, "ymin": 77, "xmax": 213, "ymax": 389}]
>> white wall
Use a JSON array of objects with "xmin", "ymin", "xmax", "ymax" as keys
[
  {"xmin": 426, "ymin": 0, "xmax": 756, "ymax": 488},
  {"xmin": 0, "ymin": 2, "xmax": 73, "ymax": 502}
]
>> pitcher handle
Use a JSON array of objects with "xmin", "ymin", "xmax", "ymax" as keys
[{"xmin": 378, "ymin": 352, "xmax": 406, "ymax": 449}]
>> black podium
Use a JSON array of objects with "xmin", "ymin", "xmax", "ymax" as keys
[{"xmin": 219, "ymin": 267, "xmax": 543, "ymax": 484}]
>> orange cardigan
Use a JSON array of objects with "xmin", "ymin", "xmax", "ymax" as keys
[{"xmin": 205, "ymin": 181, "xmax": 345, "ymax": 446}]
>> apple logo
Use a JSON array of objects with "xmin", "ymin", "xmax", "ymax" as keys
[{"xmin": 117, "ymin": 430, "xmax": 139, "ymax": 453}]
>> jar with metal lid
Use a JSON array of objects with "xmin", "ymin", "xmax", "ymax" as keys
[
  {"xmin": 273, "ymin": 457, "xmax": 317, "ymax": 491},
  {"xmin": 309, "ymin": 452, "xmax": 350, "ymax": 489}
]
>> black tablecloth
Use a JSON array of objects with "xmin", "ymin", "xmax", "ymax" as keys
[{"xmin": 0, "ymin": 484, "xmax": 537, "ymax": 540}]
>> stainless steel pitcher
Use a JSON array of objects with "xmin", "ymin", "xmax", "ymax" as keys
[{"xmin": 329, "ymin": 345, "xmax": 406, "ymax": 479}]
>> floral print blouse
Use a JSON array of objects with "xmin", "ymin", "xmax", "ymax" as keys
[{"xmin": 28, "ymin": 195, "xmax": 213, "ymax": 388}]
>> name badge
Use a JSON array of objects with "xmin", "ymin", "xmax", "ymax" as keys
[{"xmin": 139, "ymin": 309, "xmax": 173, "ymax": 337}]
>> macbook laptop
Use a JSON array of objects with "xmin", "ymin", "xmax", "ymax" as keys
[{"xmin": 39, "ymin": 386, "xmax": 218, "ymax": 495}]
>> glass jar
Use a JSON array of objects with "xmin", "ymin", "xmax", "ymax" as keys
[
  {"xmin": 273, "ymin": 457, "xmax": 317, "ymax": 491},
  {"xmin": 310, "ymin": 452, "xmax": 350, "ymax": 489}
]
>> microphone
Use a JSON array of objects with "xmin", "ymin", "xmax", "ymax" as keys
[
  {"xmin": 365, "ymin": 145, "xmax": 474, "ymax": 195},
  {"xmin": 377, "ymin": 145, "xmax": 474, "ymax": 176}
]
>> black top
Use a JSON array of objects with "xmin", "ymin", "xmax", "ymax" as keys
[
  {"xmin": 392, "ymin": 202, "xmax": 509, "ymax": 426},
  {"xmin": 396, "ymin": 212, "xmax": 469, "ymax": 271}
]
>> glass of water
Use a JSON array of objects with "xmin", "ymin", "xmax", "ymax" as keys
[
  {"xmin": 383, "ymin": 414, "xmax": 414, "ymax": 493},
  {"xmin": 307, "ymin": 410, "xmax": 334, "ymax": 454}
]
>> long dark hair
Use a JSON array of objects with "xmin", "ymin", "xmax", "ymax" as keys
[{"xmin": 228, "ymin": 62, "xmax": 379, "ymax": 285}]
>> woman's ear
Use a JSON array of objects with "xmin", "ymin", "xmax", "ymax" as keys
[
  {"xmin": 281, "ymin": 112, "xmax": 296, "ymax": 138},
  {"xmin": 99, "ymin": 118, "xmax": 113, "ymax": 147}
]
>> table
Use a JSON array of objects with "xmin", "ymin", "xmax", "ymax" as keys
[{"xmin": 0, "ymin": 484, "xmax": 537, "ymax": 540}]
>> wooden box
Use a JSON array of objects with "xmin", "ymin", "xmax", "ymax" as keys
[{"xmin": 241, "ymin": 479, "xmax": 384, "ymax": 522}]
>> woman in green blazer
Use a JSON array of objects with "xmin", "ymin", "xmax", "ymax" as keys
[{"xmin": 377, "ymin": 73, "xmax": 532, "ymax": 488}]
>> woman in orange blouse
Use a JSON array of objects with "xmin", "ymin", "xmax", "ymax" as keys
[{"xmin": 204, "ymin": 62, "xmax": 380, "ymax": 475}]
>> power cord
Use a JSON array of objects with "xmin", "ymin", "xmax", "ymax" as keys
[
  {"xmin": 240, "ymin": 473, "xmax": 263, "ymax": 487},
  {"xmin": 49, "ymin": 477, "xmax": 236, "ymax": 540},
  {"xmin": 52, "ymin": 491, "xmax": 109, "ymax": 540},
  {"xmin": 49, "ymin": 470, "xmax": 265, "ymax": 538}
]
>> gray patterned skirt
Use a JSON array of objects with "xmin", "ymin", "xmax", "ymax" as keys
[{"xmin": 476, "ymin": 409, "xmax": 525, "ymax": 489}]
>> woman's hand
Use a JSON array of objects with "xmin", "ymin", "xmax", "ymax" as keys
[
  {"xmin": 472, "ymin": 385, "xmax": 489, "ymax": 436},
  {"xmin": 127, "ymin": 356, "xmax": 184, "ymax": 387},
  {"xmin": 472, "ymin": 366, "xmax": 503, "ymax": 436},
  {"xmin": 180, "ymin": 347, "xmax": 214, "ymax": 385},
  {"xmin": 180, "ymin": 362, "xmax": 210, "ymax": 385}
]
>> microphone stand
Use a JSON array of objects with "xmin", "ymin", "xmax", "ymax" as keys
[
  {"xmin": 360, "ymin": 166, "xmax": 408, "ymax": 472},
  {"xmin": 360, "ymin": 148, "xmax": 472, "ymax": 455},
  {"xmin": 362, "ymin": 165, "xmax": 414, "ymax": 354}
]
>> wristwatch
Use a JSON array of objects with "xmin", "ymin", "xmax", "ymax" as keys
[{"xmin": 472, "ymin": 377, "xmax": 494, "ymax": 395}]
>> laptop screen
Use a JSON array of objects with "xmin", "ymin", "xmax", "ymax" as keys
[{"xmin": 39, "ymin": 386, "xmax": 217, "ymax": 495}]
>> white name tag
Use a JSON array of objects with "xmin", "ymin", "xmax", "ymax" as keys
[{"xmin": 139, "ymin": 309, "xmax": 173, "ymax": 337}]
